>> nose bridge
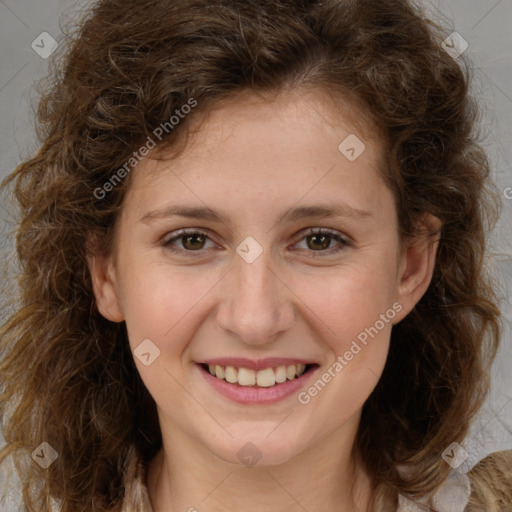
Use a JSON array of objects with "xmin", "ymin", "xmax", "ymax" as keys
[{"xmin": 216, "ymin": 246, "xmax": 294, "ymax": 345}]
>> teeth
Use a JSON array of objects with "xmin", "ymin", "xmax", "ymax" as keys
[
  {"xmin": 238, "ymin": 367, "xmax": 256, "ymax": 386},
  {"xmin": 286, "ymin": 365, "xmax": 296, "ymax": 380},
  {"xmin": 206, "ymin": 363, "xmax": 308, "ymax": 387},
  {"xmin": 256, "ymin": 368, "xmax": 276, "ymax": 387},
  {"xmin": 215, "ymin": 365, "xmax": 225, "ymax": 379},
  {"xmin": 225, "ymin": 365, "xmax": 238, "ymax": 383},
  {"xmin": 275, "ymin": 365, "xmax": 287, "ymax": 383}
]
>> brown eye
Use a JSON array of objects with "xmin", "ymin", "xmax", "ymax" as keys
[
  {"xmin": 306, "ymin": 233, "xmax": 332, "ymax": 251},
  {"xmin": 181, "ymin": 233, "xmax": 206, "ymax": 250},
  {"xmin": 163, "ymin": 230, "xmax": 215, "ymax": 254},
  {"xmin": 294, "ymin": 229, "xmax": 350, "ymax": 255}
]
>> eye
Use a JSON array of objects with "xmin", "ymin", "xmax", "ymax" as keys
[
  {"xmin": 162, "ymin": 229, "xmax": 216, "ymax": 254},
  {"xmin": 292, "ymin": 228, "xmax": 350, "ymax": 255}
]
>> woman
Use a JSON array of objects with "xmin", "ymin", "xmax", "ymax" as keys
[{"xmin": 1, "ymin": 0, "xmax": 510, "ymax": 510}]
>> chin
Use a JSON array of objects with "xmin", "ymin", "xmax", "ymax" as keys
[{"xmin": 204, "ymin": 431, "xmax": 309, "ymax": 469}]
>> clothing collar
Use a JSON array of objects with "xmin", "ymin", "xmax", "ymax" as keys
[{"xmin": 397, "ymin": 466, "xmax": 471, "ymax": 511}]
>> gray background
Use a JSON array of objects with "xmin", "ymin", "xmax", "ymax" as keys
[{"xmin": 1, "ymin": 0, "xmax": 511, "ymax": 509}]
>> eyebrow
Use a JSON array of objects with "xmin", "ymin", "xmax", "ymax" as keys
[{"xmin": 140, "ymin": 202, "xmax": 373, "ymax": 226}]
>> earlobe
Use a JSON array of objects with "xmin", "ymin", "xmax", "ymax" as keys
[
  {"xmin": 87, "ymin": 252, "xmax": 125, "ymax": 323},
  {"xmin": 394, "ymin": 214, "xmax": 442, "ymax": 324}
]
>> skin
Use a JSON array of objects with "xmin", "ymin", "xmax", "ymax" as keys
[{"xmin": 89, "ymin": 88, "xmax": 441, "ymax": 512}]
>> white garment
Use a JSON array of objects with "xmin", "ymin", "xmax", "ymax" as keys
[{"xmin": 397, "ymin": 469, "xmax": 472, "ymax": 512}]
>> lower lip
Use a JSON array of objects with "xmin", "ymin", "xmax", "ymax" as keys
[{"xmin": 197, "ymin": 364, "xmax": 318, "ymax": 405}]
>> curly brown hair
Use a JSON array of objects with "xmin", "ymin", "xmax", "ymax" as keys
[
  {"xmin": 0, "ymin": 0, "xmax": 503, "ymax": 510},
  {"xmin": 466, "ymin": 450, "xmax": 512, "ymax": 511}
]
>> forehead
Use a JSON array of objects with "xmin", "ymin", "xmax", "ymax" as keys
[
  {"xmin": 175, "ymin": 87, "xmax": 382, "ymax": 163},
  {"xmin": 122, "ymin": 88, "xmax": 392, "ymax": 225}
]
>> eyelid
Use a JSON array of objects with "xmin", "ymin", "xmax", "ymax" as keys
[{"xmin": 294, "ymin": 227, "xmax": 351, "ymax": 244}]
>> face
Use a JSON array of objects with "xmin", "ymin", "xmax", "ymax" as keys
[{"xmin": 89, "ymin": 88, "xmax": 438, "ymax": 467}]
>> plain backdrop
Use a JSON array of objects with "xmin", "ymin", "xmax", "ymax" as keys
[{"xmin": 0, "ymin": 0, "xmax": 511, "ymax": 509}]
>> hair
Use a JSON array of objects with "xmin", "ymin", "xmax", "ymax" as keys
[
  {"xmin": 0, "ymin": 0, "xmax": 505, "ymax": 510},
  {"xmin": 466, "ymin": 450, "xmax": 512, "ymax": 511}
]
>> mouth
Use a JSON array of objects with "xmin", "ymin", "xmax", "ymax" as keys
[
  {"xmin": 200, "ymin": 362, "xmax": 317, "ymax": 388},
  {"xmin": 196, "ymin": 357, "xmax": 320, "ymax": 404}
]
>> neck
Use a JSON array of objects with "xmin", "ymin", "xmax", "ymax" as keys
[{"xmin": 147, "ymin": 416, "xmax": 374, "ymax": 512}]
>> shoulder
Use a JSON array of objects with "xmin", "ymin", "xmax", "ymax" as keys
[
  {"xmin": 398, "ymin": 450, "xmax": 512, "ymax": 512},
  {"xmin": 465, "ymin": 450, "xmax": 512, "ymax": 512}
]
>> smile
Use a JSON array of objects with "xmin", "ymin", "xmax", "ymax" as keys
[
  {"xmin": 203, "ymin": 363, "xmax": 310, "ymax": 387},
  {"xmin": 197, "ymin": 359, "xmax": 319, "ymax": 404}
]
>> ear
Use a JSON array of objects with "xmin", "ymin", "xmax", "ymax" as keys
[
  {"xmin": 393, "ymin": 213, "xmax": 442, "ymax": 324},
  {"xmin": 87, "ymin": 246, "xmax": 125, "ymax": 323}
]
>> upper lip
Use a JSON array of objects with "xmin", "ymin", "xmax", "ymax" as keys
[{"xmin": 199, "ymin": 357, "xmax": 316, "ymax": 371}]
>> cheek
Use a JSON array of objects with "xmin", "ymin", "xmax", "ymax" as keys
[
  {"xmin": 295, "ymin": 270, "xmax": 395, "ymax": 423},
  {"xmin": 116, "ymin": 261, "xmax": 222, "ymax": 409},
  {"xmin": 299, "ymin": 264, "xmax": 397, "ymax": 347},
  {"xmin": 117, "ymin": 256, "xmax": 223, "ymax": 355},
  {"xmin": 292, "ymin": 262, "xmax": 397, "ymax": 405}
]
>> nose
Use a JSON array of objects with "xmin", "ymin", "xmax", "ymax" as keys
[{"xmin": 215, "ymin": 248, "xmax": 295, "ymax": 346}]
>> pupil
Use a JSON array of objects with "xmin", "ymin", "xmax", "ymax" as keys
[
  {"xmin": 184, "ymin": 234, "xmax": 204, "ymax": 250},
  {"xmin": 308, "ymin": 234, "xmax": 330, "ymax": 250}
]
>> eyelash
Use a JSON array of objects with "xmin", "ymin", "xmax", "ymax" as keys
[{"xmin": 162, "ymin": 228, "xmax": 350, "ymax": 257}]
